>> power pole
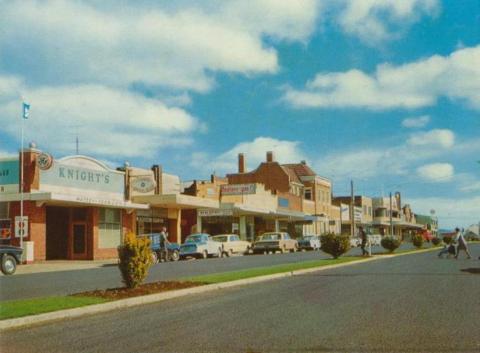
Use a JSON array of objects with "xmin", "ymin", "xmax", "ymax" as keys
[
  {"xmin": 351, "ymin": 180, "xmax": 355, "ymax": 237},
  {"xmin": 389, "ymin": 192, "xmax": 394, "ymax": 236}
]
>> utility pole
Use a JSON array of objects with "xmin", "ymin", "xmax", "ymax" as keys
[
  {"xmin": 389, "ymin": 192, "xmax": 394, "ymax": 236},
  {"xmin": 351, "ymin": 180, "xmax": 355, "ymax": 237}
]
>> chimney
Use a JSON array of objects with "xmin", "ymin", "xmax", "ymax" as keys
[
  {"xmin": 266, "ymin": 151, "xmax": 274, "ymax": 162},
  {"xmin": 238, "ymin": 153, "xmax": 246, "ymax": 173}
]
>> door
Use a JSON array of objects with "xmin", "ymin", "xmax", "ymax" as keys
[{"xmin": 72, "ymin": 223, "xmax": 87, "ymax": 259}]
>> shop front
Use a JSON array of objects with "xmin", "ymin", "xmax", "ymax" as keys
[{"xmin": 0, "ymin": 148, "xmax": 147, "ymax": 261}]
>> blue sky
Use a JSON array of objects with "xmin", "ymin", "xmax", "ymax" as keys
[{"xmin": 0, "ymin": 0, "xmax": 479, "ymax": 228}]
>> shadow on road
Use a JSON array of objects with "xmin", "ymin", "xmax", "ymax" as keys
[{"xmin": 460, "ymin": 268, "xmax": 480, "ymax": 275}]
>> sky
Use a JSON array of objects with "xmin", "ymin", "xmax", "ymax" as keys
[{"xmin": 0, "ymin": 0, "xmax": 479, "ymax": 229}]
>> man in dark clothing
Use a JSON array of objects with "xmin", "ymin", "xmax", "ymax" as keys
[
  {"xmin": 359, "ymin": 226, "xmax": 368, "ymax": 256},
  {"xmin": 159, "ymin": 226, "xmax": 169, "ymax": 262}
]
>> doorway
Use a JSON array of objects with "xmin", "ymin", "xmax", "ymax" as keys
[{"xmin": 46, "ymin": 206, "xmax": 69, "ymax": 259}]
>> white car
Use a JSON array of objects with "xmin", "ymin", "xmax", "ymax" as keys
[
  {"xmin": 211, "ymin": 234, "xmax": 251, "ymax": 256},
  {"xmin": 368, "ymin": 234, "xmax": 382, "ymax": 246},
  {"xmin": 350, "ymin": 237, "xmax": 361, "ymax": 247},
  {"xmin": 179, "ymin": 233, "xmax": 223, "ymax": 259}
]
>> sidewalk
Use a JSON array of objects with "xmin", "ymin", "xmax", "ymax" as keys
[{"xmin": 13, "ymin": 259, "xmax": 118, "ymax": 275}]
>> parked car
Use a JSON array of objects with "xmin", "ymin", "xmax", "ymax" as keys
[
  {"xmin": 252, "ymin": 232, "xmax": 298, "ymax": 254},
  {"xmin": 211, "ymin": 234, "xmax": 251, "ymax": 257},
  {"xmin": 140, "ymin": 233, "xmax": 181, "ymax": 263},
  {"xmin": 368, "ymin": 234, "xmax": 382, "ymax": 246},
  {"xmin": 350, "ymin": 237, "xmax": 361, "ymax": 248},
  {"xmin": 297, "ymin": 235, "xmax": 321, "ymax": 251},
  {"xmin": 0, "ymin": 245, "xmax": 23, "ymax": 275},
  {"xmin": 179, "ymin": 233, "xmax": 223, "ymax": 259}
]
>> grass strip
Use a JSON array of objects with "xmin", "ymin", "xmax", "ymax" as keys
[
  {"xmin": 0, "ymin": 296, "xmax": 109, "ymax": 320},
  {"xmin": 185, "ymin": 257, "xmax": 363, "ymax": 284}
]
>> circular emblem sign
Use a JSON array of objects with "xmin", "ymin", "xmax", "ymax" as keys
[
  {"xmin": 132, "ymin": 176, "xmax": 156, "ymax": 193},
  {"xmin": 37, "ymin": 153, "xmax": 53, "ymax": 170}
]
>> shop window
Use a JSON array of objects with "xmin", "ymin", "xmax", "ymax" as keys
[{"xmin": 99, "ymin": 208, "xmax": 121, "ymax": 249}]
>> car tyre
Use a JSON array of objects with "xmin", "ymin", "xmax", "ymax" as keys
[
  {"xmin": 1, "ymin": 254, "xmax": 17, "ymax": 275},
  {"xmin": 170, "ymin": 250, "xmax": 180, "ymax": 262}
]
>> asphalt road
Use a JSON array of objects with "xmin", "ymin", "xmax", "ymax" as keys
[
  {"xmin": 2, "ymin": 245, "xmax": 479, "ymax": 353},
  {"xmin": 0, "ymin": 243, "xmax": 432, "ymax": 301}
]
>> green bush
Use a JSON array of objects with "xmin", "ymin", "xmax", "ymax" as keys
[
  {"xmin": 412, "ymin": 234, "xmax": 424, "ymax": 249},
  {"xmin": 381, "ymin": 236, "xmax": 401, "ymax": 253},
  {"xmin": 320, "ymin": 233, "xmax": 351, "ymax": 259},
  {"xmin": 117, "ymin": 233, "xmax": 153, "ymax": 289},
  {"xmin": 431, "ymin": 237, "xmax": 441, "ymax": 246},
  {"xmin": 442, "ymin": 236, "xmax": 453, "ymax": 245}
]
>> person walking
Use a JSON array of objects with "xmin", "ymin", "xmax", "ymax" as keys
[
  {"xmin": 359, "ymin": 226, "xmax": 368, "ymax": 256},
  {"xmin": 159, "ymin": 226, "xmax": 169, "ymax": 262},
  {"xmin": 454, "ymin": 227, "xmax": 472, "ymax": 259}
]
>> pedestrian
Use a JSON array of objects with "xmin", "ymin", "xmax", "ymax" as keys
[
  {"xmin": 359, "ymin": 226, "xmax": 368, "ymax": 256},
  {"xmin": 159, "ymin": 226, "xmax": 169, "ymax": 262},
  {"xmin": 454, "ymin": 227, "xmax": 472, "ymax": 259}
]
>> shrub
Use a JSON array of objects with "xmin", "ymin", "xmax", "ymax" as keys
[
  {"xmin": 381, "ymin": 236, "xmax": 401, "ymax": 253},
  {"xmin": 117, "ymin": 233, "xmax": 153, "ymax": 289},
  {"xmin": 431, "ymin": 237, "xmax": 441, "ymax": 246},
  {"xmin": 320, "ymin": 233, "xmax": 351, "ymax": 259},
  {"xmin": 412, "ymin": 234, "xmax": 424, "ymax": 249},
  {"xmin": 442, "ymin": 236, "xmax": 453, "ymax": 245}
]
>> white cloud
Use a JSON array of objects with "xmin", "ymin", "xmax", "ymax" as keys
[
  {"xmin": 460, "ymin": 181, "xmax": 480, "ymax": 193},
  {"xmin": 0, "ymin": 0, "xmax": 320, "ymax": 93},
  {"xmin": 407, "ymin": 129, "xmax": 455, "ymax": 148},
  {"xmin": 190, "ymin": 137, "xmax": 307, "ymax": 176},
  {"xmin": 0, "ymin": 77, "xmax": 199, "ymax": 158},
  {"xmin": 402, "ymin": 115, "xmax": 430, "ymax": 128},
  {"xmin": 0, "ymin": 150, "xmax": 17, "ymax": 159},
  {"xmin": 407, "ymin": 196, "xmax": 480, "ymax": 229},
  {"xmin": 283, "ymin": 45, "xmax": 480, "ymax": 110},
  {"xmin": 416, "ymin": 163, "xmax": 454, "ymax": 182},
  {"xmin": 338, "ymin": 0, "xmax": 439, "ymax": 44},
  {"xmin": 314, "ymin": 128, "xmax": 456, "ymax": 180}
]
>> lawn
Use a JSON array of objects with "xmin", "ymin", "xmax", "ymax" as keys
[
  {"xmin": 0, "ymin": 296, "xmax": 108, "ymax": 320},
  {"xmin": 186, "ymin": 257, "xmax": 363, "ymax": 284}
]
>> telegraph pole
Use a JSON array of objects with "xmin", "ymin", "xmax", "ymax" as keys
[
  {"xmin": 389, "ymin": 192, "xmax": 394, "ymax": 236},
  {"xmin": 351, "ymin": 180, "xmax": 355, "ymax": 237}
]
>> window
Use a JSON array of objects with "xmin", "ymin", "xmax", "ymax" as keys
[
  {"xmin": 98, "ymin": 208, "xmax": 121, "ymax": 249},
  {"xmin": 304, "ymin": 188, "xmax": 312, "ymax": 200}
]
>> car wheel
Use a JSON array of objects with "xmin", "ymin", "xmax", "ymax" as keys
[
  {"xmin": 170, "ymin": 250, "xmax": 180, "ymax": 262},
  {"xmin": 1, "ymin": 254, "xmax": 17, "ymax": 275},
  {"xmin": 263, "ymin": 250, "xmax": 268, "ymax": 255},
  {"xmin": 202, "ymin": 250, "xmax": 208, "ymax": 259}
]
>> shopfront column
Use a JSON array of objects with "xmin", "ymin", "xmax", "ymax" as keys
[
  {"xmin": 196, "ymin": 214, "xmax": 202, "ymax": 233},
  {"xmin": 275, "ymin": 219, "xmax": 280, "ymax": 232},
  {"xmin": 239, "ymin": 216, "xmax": 247, "ymax": 240}
]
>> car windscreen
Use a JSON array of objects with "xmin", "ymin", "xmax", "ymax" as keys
[
  {"xmin": 212, "ymin": 236, "xmax": 228, "ymax": 242},
  {"xmin": 260, "ymin": 233, "xmax": 279, "ymax": 241},
  {"xmin": 186, "ymin": 235, "xmax": 203, "ymax": 243}
]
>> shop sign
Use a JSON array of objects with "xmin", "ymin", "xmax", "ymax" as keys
[
  {"xmin": 0, "ymin": 159, "xmax": 19, "ymax": 193},
  {"xmin": 221, "ymin": 183, "xmax": 256, "ymax": 195},
  {"xmin": 198, "ymin": 209, "xmax": 233, "ymax": 217},
  {"xmin": 15, "ymin": 216, "xmax": 28, "ymax": 238},
  {"xmin": 132, "ymin": 176, "xmax": 156, "ymax": 193},
  {"xmin": 40, "ymin": 158, "xmax": 124, "ymax": 194},
  {"xmin": 278, "ymin": 197, "xmax": 289, "ymax": 208},
  {"xmin": 37, "ymin": 153, "xmax": 53, "ymax": 170}
]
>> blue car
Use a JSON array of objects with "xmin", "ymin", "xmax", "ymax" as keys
[
  {"xmin": 180, "ymin": 233, "xmax": 223, "ymax": 259},
  {"xmin": 141, "ymin": 234, "xmax": 180, "ymax": 263}
]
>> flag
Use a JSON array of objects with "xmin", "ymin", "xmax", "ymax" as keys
[{"xmin": 22, "ymin": 102, "xmax": 30, "ymax": 119}]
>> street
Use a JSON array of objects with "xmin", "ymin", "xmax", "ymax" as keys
[
  {"xmin": 1, "ymin": 243, "xmax": 431, "ymax": 301},
  {"xmin": 1, "ymin": 245, "xmax": 479, "ymax": 353}
]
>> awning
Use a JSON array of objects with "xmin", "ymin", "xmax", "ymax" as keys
[
  {"xmin": 1, "ymin": 192, "xmax": 149, "ymax": 210},
  {"xmin": 133, "ymin": 193, "xmax": 219, "ymax": 210},
  {"xmin": 272, "ymin": 209, "xmax": 306, "ymax": 221}
]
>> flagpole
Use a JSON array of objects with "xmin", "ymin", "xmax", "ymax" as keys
[{"xmin": 20, "ymin": 103, "xmax": 24, "ymax": 255}]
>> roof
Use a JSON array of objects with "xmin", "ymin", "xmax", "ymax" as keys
[
  {"xmin": 280, "ymin": 165, "xmax": 302, "ymax": 184},
  {"xmin": 282, "ymin": 163, "xmax": 316, "ymax": 177}
]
